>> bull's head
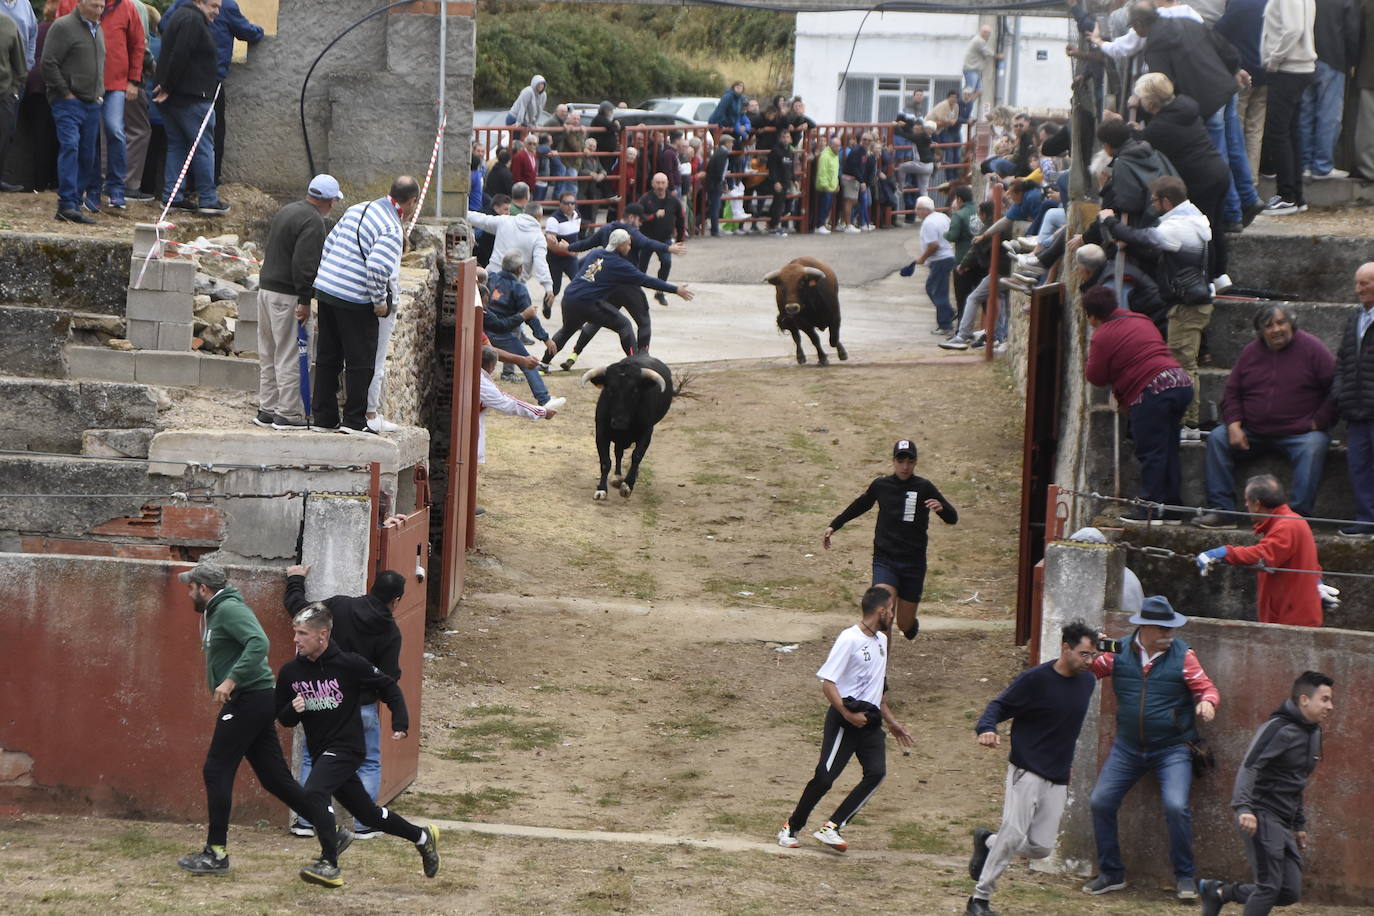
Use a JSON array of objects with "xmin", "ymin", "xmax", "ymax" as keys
[
  {"xmin": 764, "ymin": 265, "xmax": 826, "ymax": 317},
  {"xmin": 583, "ymin": 363, "xmax": 667, "ymax": 430}
]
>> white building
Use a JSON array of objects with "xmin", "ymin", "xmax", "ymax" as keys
[{"xmin": 792, "ymin": 11, "xmax": 1075, "ymax": 123}]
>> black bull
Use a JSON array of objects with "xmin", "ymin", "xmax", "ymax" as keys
[
  {"xmin": 764, "ymin": 257, "xmax": 847, "ymax": 365},
  {"xmin": 581, "ymin": 354, "xmax": 673, "ymax": 500}
]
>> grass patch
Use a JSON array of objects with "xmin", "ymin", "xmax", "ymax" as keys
[
  {"xmin": 450, "ymin": 716, "xmax": 565, "ymax": 751},
  {"xmin": 402, "ymin": 787, "xmax": 520, "ymax": 820},
  {"xmin": 690, "ymin": 470, "xmax": 736, "ymax": 486},
  {"xmin": 889, "ymin": 819, "xmax": 961, "ymax": 855},
  {"xmin": 651, "ymin": 713, "xmax": 730, "ymax": 740},
  {"xmin": 574, "ymin": 867, "xmax": 633, "ymax": 913},
  {"xmin": 90, "ymin": 827, "xmax": 184, "ymax": 859}
]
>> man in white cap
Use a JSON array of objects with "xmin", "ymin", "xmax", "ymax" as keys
[
  {"xmin": 541, "ymin": 228, "xmax": 694, "ymax": 365},
  {"xmin": 915, "ymin": 196, "xmax": 956, "ymax": 333},
  {"xmin": 254, "ymin": 174, "xmax": 343, "ymax": 430}
]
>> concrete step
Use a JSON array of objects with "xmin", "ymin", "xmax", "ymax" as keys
[
  {"xmin": 66, "ymin": 344, "xmax": 256, "ymax": 391},
  {"xmin": 1087, "ymin": 521, "xmax": 1373, "ymax": 632},
  {"xmin": 1255, "ymin": 174, "xmax": 1374, "ymax": 209},
  {"xmin": 1084, "ymin": 407, "xmax": 1354, "ymax": 522},
  {"xmin": 1226, "ymin": 229, "xmax": 1374, "ymax": 303},
  {"xmin": 1201, "ymin": 297, "xmax": 1355, "ymax": 369},
  {"xmin": 0, "ymin": 231, "xmax": 132, "ymax": 316},
  {"xmin": 0, "ymin": 377, "xmax": 158, "ymax": 454}
]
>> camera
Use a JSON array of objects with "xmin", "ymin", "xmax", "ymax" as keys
[{"xmin": 1096, "ymin": 637, "xmax": 1122, "ymax": 654}]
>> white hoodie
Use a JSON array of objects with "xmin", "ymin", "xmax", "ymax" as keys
[
  {"xmin": 1262, "ymin": 0, "xmax": 1317, "ymax": 74},
  {"xmin": 468, "ymin": 210, "xmax": 553, "ymax": 293},
  {"xmin": 1137, "ymin": 198, "xmax": 1212, "ymax": 261}
]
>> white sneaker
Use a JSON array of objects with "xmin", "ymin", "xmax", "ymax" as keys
[
  {"xmin": 1311, "ymin": 168, "xmax": 1348, "ymax": 180},
  {"xmin": 844, "ymin": 225, "xmax": 861, "ymax": 234},
  {"xmin": 812, "ymin": 821, "xmax": 848, "ymax": 851},
  {"xmin": 777, "ymin": 825, "xmax": 800, "ymax": 848},
  {"xmin": 992, "ymin": 341, "xmax": 1008, "ymax": 355},
  {"xmin": 1212, "ymin": 273, "xmax": 1233, "ymax": 293},
  {"xmin": 815, "ymin": 225, "xmax": 830, "ymax": 235},
  {"xmin": 1015, "ymin": 254, "xmax": 1043, "ymax": 272},
  {"xmin": 1180, "ymin": 426, "xmax": 1202, "ymax": 442},
  {"xmin": 366, "ymin": 415, "xmax": 399, "ymax": 433},
  {"xmin": 861, "ymin": 224, "xmax": 875, "ymax": 232},
  {"xmin": 542, "ymin": 396, "xmax": 566, "ymax": 415},
  {"xmin": 938, "ymin": 334, "xmax": 972, "ymax": 350}
]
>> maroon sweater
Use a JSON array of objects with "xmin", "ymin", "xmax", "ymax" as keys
[
  {"xmin": 1222, "ymin": 330, "xmax": 1336, "ymax": 436},
  {"xmin": 1085, "ymin": 309, "xmax": 1182, "ymax": 405}
]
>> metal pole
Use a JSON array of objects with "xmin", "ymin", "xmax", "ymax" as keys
[{"xmin": 435, "ymin": 0, "xmax": 447, "ymax": 219}]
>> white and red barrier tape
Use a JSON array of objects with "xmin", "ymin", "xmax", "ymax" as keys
[{"xmin": 408, "ymin": 112, "xmax": 447, "ymax": 238}]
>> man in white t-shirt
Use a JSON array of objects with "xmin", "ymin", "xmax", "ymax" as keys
[
  {"xmin": 916, "ymin": 196, "xmax": 956, "ymax": 332},
  {"xmin": 777, "ymin": 586, "xmax": 914, "ymax": 852}
]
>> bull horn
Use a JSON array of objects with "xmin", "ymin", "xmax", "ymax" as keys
[
  {"xmin": 762, "ymin": 269, "xmax": 781, "ymax": 283},
  {"xmin": 580, "ymin": 366, "xmax": 608, "ymax": 387},
  {"xmin": 801, "ymin": 266, "xmax": 825, "ymax": 279},
  {"xmin": 639, "ymin": 367, "xmax": 667, "ymax": 393}
]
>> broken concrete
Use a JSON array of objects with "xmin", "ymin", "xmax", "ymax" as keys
[
  {"xmin": 81, "ymin": 428, "xmax": 155, "ymax": 459},
  {"xmin": 0, "ymin": 305, "xmax": 70, "ymax": 378},
  {"xmin": 0, "ymin": 379, "xmax": 158, "ymax": 453}
]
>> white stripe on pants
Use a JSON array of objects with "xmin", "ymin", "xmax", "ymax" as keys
[
  {"xmin": 256, "ymin": 289, "xmax": 306, "ymax": 421},
  {"xmin": 974, "ymin": 764, "xmax": 1067, "ymax": 900},
  {"xmin": 368, "ymin": 312, "xmax": 398, "ymax": 415}
]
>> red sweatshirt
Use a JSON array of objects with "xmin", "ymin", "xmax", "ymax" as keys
[
  {"xmin": 1084, "ymin": 309, "xmax": 1182, "ymax": 406},
  {"xmin": 57, "ymin": 0, "xmax": 144, "ymax": 90},
  {"xmin": 511, "ymin": 148, "xmax": 537, "ymax": 190},
  {"xmin": 1224, "ymin": 504, "xmax": 1323, "ymax": 627}
]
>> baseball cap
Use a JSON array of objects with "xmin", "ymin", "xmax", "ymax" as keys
[
  {"xmin": 178, "ymin": 562, "xmax": 228, "ymax": 590},
  {"xmin": 605, "ymin": 228, "xmax": 632, "ymax": 250},
  {"xmin": 893, "ymin": 439, "xmax": 918, "ymax": 459},
  {"xmin": 307, "ymin": 174, "xmax": 344, "ymax": 201}
]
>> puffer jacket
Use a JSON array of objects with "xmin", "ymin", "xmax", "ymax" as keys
[
  {"xmin": 1333, "ymin": 307, "xmax": 1374, "ymax": 422},
  {"xmin": 1102, "ymin": 138, "xmax": 1178, "ymax": 221}
]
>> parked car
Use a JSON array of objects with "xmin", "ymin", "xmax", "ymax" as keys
[{"xmin": 639, "ymin": 97, "xmax": 719, "ymax": 124}]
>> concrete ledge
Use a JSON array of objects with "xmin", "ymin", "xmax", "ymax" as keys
[
  {"xmin": 0, "ymin": 378, "xmax": 158, "ymax": 453},
  {"xmin": 0, "ymin": 304, "xmax": 70, "ymax": 379},
  {"xmin": 67, "ymin": 346, "xmax": 258, "ymax": 391},
  {"xmin": 67, "ymin": 345, "xmax": 137, "ymax": 382},
  {"xmin": 125, "ymin": 289, "xmax": 193, "ymax": 322},
  {"xmin": 0, "ymin": 231, "xmax": 132, "ymax": 314},
  {"xmin": 1205, "ymin": 298, "xmax": 1355, "ymax": 368},
  {"xmin": 198, "ymin": 353, "xmax": 256, "ymax": 390},
  {"xmin": 1228, "ymin": 232, "xmax": 1374, "ymax": 302},
  {"xmin": 146, "ymin": 426, "xmax": 430, "ymax": 477},
  {"xmin": 133, "ymin": 350, "xmax": 201, "ymax": 387}
]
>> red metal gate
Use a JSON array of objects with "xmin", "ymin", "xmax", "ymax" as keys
[{"xmin": 438, "ymin": 258, "xmax": 483, "ymax": 623}]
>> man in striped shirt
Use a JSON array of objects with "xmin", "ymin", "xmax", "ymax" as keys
[{"xmin": 312, "ymin": 176, "xmax": 418, "ymax": 435}]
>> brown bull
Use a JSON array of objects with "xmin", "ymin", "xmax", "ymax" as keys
[{"xmin": 763, "ymin": 257, "xmax": 848, "ymax": 366}]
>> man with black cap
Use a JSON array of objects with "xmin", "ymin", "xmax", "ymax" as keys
[
  {"xmin": 175, "ymin": 562, "xmax": 338, "ymax": 877},
  {"xmin": 281, "ymin": 563, "xmax": 406, "ymax": 839},
  {"xmin": 1083, "ymin": 595, "xmax": 1222, "ymax": 902},
  {"xmin": 822, "ymin": 439, "xmax": 958, "ymax": 642}
]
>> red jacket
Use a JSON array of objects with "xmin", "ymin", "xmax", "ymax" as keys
[
  {"xmin": 57, "ymin": 0, "xmax": 144, "ymax": 90},
  {"xmin": 511, "ymin": 148, "xmax": 537, "ymax": 190},
  {"xmin": 1085, "ymin": 308, "xmax": 1182, "ymax": 405},
  {"xmin": 1224, "ymin": 504, "xmax": 1323, "ymax": 627}
]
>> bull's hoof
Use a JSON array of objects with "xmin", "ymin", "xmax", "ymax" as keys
[
  {"xmin": 817, "ymin": 353, "xmax": 830, "ymax": 366},
  {"xmin": 619, "ymin": 482, "xmax": 632, "ymax": 498},
  {"xmin": 795, "ymin": 352, "xmax": 807, "ymax": 365},
  {"xmin": 593, "ymin": 490, "xmax": 608, "ymax": 501},
  {"xmin": 610, "ymin": 474, "xmax": 624, "ymax": 488},
  {"xmin": 836, "ymin": 344, "xmax": 848, "ymax": 361}
]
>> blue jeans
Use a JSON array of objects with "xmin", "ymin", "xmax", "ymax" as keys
[
  {"xmin": 815, "ymin": 190, "xmax": 834, "ymax": 228},
  {"xmin": 925, "ymin": 257, "xmax": 955, "ymax": 329},
  {"xmin": 486, "ymin": 330, "xmax": 550, "ymax": 403},
  {"xmin": 1090, "ymin": 740, "xmax": 1195, "ymax": 881},
  {"xmin": 1348, "ymin": 421, "xmax": 1374, "ymax": 524},
  {"xmin": 1204, "ymin": 427, "xmax": 1330, "ymax": 516},
  {"xmin": 295, "ymin": 702, "xmax": 382, "ymax": 828},
  {"xmin": 706, "ymin": 182, "xmax": 724, "ymax": 235},
  {"xmin": 1300, "ymin": 60, "xmax": 1345, "ymax": 176},
  {"xmin": 161, "ymin": 97, "xmax": 217, "ymax": 206},
  {"xmin": 96, "ymin": 90, "xmax": 128, "ymax": 203},
  {"xmin": 1220, "ymin": 94, "xmax": 1259, "ymax": 211},
  {"xmin": 51, "ymin": 97, "xmax": 101, "ymax": 212},
  {"xmin": 1129, "ymin": 384, "xmax": 1192, "ymax": 507},
  {"xmin": 964, "ymin": 69, "xmax": 982, "ymax": 92},
  {"xmin": 1204, "ymin": 106, "xmax": 1243, "ymax": 224}
]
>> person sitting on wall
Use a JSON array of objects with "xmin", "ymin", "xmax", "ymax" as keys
[
  {"xmin": 1195, "ymin": 474, "xmax": 1324, "ymax": 628},
  {"xmin": 1193, "ymin": 304, "xmax": 1335, "ymax": 528}
]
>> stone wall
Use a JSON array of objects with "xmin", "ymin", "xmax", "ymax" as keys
[
  {"xmin": 0, "ymin": 233, "xmax": 132, "ymax": 315},
  {"xmin": 381, "ymin": 234, "xmax": 442, "ymax": 428}
]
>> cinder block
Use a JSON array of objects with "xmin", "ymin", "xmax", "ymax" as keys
[
  {"xmin": 198, "ymin": 354, "xmax": 257, "ymax": 391},
  {"xmin": 66, "ymin": 345, "xmax": 136, "ymax": 382},
  {"xmin": 162, "ymin": 258, "xmax": 197, "ymax": 294},
  {"xmin": 129, "ymin": 257, "xmax": 163, "ymax": 289},
  {"xmin": 237, "ymin": 290, "xmax": 260, "ymax": 322},
  {"xmin": 234, "ymin": 319, "xmax": 259, "ymax": 353},
  {"xmin": 135, "ymin": 350, "xmax": 201, "ymax": 387},
  {"xmin": 126, "ymin": 318, "xmax": 160, "ymax": 350},
  {"xmin": 126, "ymin": 289, "xmax": 193, "ymax": 322},
  {"xmin": 158, "ymin": 321, "xmax": 193, "ymax": 351},
  {"xmin": 132, "ymin": 224, "xmax": 165, "ymax": 259}
]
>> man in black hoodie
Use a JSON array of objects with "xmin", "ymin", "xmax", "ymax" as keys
[
  {"xmin": 277, "ymin": 603, "xmax": 439, "ymax": 888},
  {"xmin": 283, "ymin": 565, "xmax": 405, "ymax": 840},
  {"xmin": 1197, "ymin": 671, "xmax": 1334, "ymax": 916},
  {"xmin": 765, "ymin": 138, "xmax": 795, "ymax": 236}
]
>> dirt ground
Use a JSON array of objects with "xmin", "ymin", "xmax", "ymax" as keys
[
  {"xmin": 2, "ymin": 356, "xmax": 1366, "ymax": 914},
  {"xmin": 0, "ymin": 183, "xmax": 283, "ymax": 242}
]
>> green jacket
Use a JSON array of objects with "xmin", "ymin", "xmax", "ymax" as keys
[
  {"xmin": 814, "ymin": 147, "xmax": 840, "ymax": 193},
  {"xmin": 202, "ymin": 586, "xmax": 275, "ymax": 695},
  {"xmin": 946, "ymin": 201, "xmax": 977, "ymax": 264},
  {"xmin": 41, "ymin": 9, "xmax": 105, "ymax": 105},
  {"xmin": 0, "ymin": 13, "xmax": 26, "ymax": 98}
]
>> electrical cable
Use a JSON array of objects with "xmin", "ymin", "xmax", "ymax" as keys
[
  {"xmin": 1113, "ymin": 541, "xmax": 1374, "ymax": 581},
  {"xmin": 1053, "ymin": 486, "xmax": 1374, "ymax": 531}
]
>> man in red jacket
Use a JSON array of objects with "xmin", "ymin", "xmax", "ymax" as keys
[
  {"xmin": 1082, "ymin": 285, "xmax": 1193, "ymax": 524},
  {"xmin": 511, "ymin": 132, "xmax": 538, "ymax": 190},
  {"xmin": 56, "ymin": 0, "xmax": 143, "ymax": 209},
  {"xmin": 1196, "ymin": 474, "xmax": 1323, "ymax": 627}
]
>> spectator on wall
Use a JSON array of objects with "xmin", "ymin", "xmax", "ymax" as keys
[
  {"xmin": 42, "ymin": 0, "xmax": 105, "ymax": 224},
  {"xmin": 1331, "ymin": 262, "xmax": 1374, "ymax": 537},
  {"xmin": 1298, "ymin": 0, "xmax": 1358, "ymax": 180},
  {"xmin": 963, "ymin": 23, "xmax": 1003, "ymax": 93},
  {"xmin": 506, "ymin": 73, "xmax": 545, "ymax": 128}
]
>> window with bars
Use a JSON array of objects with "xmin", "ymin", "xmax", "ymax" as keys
[{"xmin": 844, "ymin": 75, "xmax": 958, "ymax": 122}]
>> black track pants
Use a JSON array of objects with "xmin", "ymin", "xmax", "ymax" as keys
[
  {"xmin": 786, "ymin": 706, "xmax": 887, "ymax": 834},
  {"xmin": 302, "ymin": 746, "xmax": 424, "ymax": 863}
]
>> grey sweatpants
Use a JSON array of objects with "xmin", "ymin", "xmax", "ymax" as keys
[
  {"xmin": 257, "ymin": 289, "xmax": 308, "ymax": 422},
  {"xmin": 974, "ymin": 764, "xmax": 1068, "ymax": 900}
]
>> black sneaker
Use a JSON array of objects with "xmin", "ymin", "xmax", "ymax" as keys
[
  {"xmin": 1198, "ymin": 878, "xmax": 1227, "ymax": 916},
  {"xmin": 177, "ymin": 846, "xmax": 229, "ymax": 875},
  {"xmin": 1241, "ymin": 199, "xmax": 1267, "ymax": 227},
  {"xmin": 1118, "ymin": 505, "xmax": 1159, "ymax": 525},
  {"xmin": 198, "ymin": 200, "xmax": 231, "ymax": 216},
  {"xmin": 334, "ymin": 826, "xmax": 354, "ymax": 859},
  {"xmin": 252, "ymin": 409, "xmax": 275, "ymax": 428},
  {"xmin": 299, "ymin": 856, "xmax": 343, "ymax": 888},
  {"xmin": 1192, "ymin": 511, "xmax": 1238, "ymax": 530},
  {"xmin": 968, "ymin": 827, "xmax": 992, "ymax": 880},
  {"xmin": 125, "ymin": 189, "xmax": 155, "ymax": 202},
  {"xmin": 416, "ymin": 825, "xmax": 440, "ymax": 878},
  {"xmin": 271, "ymin": 415, "xmax": 310, "ymax": 430},
  {"xmin": 902, "ymin": 617, "xmax": 920, "ymax": 641},
  {"xmin": 1337, "ymin": 523, "xmax": 1374, "ymax": 538},
  {"xmin": 167, "ymin": 198, "xmax": 198, "ymax": 211},
  {"xmin": 654, "ymin": 292, "xmax": 668, "ymax": 306},
  {"xmin": 964, "ymin": 897, "xmax": 997, "ymax": 916},
  {"xmin": 55, "ymin": 208, "xmax": 96, "ymax": 224},
  {"xmin": 289, "ymin": 819, "xmax": 316, "ymax": 837},
  {"xmin": 339, "ymin": 424, "xmax": 376, "ymax": 436},
  {"xmin": 560, "ymin": 356, "xmax": 578, "ymax": 371},
  {"xmin": 1081, "ymin": 874, "xmax": 1127, "ymax": 895}
]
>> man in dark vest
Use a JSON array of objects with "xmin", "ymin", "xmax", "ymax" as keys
[{"xmin": 1083, "ymin": 596, "xmax": 1221, "ymax": 902}]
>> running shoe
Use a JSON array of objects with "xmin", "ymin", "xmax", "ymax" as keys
[
  {"xmin": 1177, "ymin": 877, "xmax": 1198, "ymax": 900},
  {"xmin": 776, "ymin": 824, "xmax": 800, "ymax": 848},
  {"xmin": 968, "ymin": 827, "xmax": 992, "ymax": 880},
  {"xmin": 416, "ymin": 825, "xmax": 441, "ymax": 878},
  {"xmin": 177, "ymin": 846, "xmax": 229, "ymax": 875},
  {"xmin": 252, "ymin": 409, "xmax": 275, "ymax": 429},
  {"xmin": 299, "ymin": 856, "xmax": 343, "ymax": 888},
  {"xmin": 964, "ymin": 897, "xmax": 997, "ymax": 916},
  {"xmin": 351, "ymin": 825, "xmax": 383, "ymax": 840},
  {"xmin": 1081, "ymin": 874, "xmax": 1127, "ymax": 895},
  {"xmin": 1198, "ymin": 878, "xmax": 1227, "ymax": 916},
  {"xmin": 812, "ymin": 821, "xmax": 847, "ymax": 851},
  {"xmin": 335, "ymin": 826, "xmax": 354, "ymax": 857},
  {"xmin": 289, "ymin": 819, "xmax": 316, "ymax": 837},
  {"xmin": 939, "ymin": 334, "xmax": 972, "ymax": 351},
  {"xmin": 560, "ymin": 356, "xmax": 578, "ymax": 371}
]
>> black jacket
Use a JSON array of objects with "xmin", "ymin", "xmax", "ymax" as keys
[
  {"xmin": 1090, "ymin": 259, "xmax": 1168, "ymax": 332},
  {"xmin": 285, "ymin": 575, "xmax": 402, "ymax": 704},
  {"xmin": 1102, "ymin": 138, "xmax": 1178, "ymax": 221},
  {"xmin": 1138, "ymin": 95, "xmax": 1230, "ymax": 206},
  {"xmin": 637, "ymin": 191, "xmax": 683, "ymax": 242},
  {"xmin": 767, "ymin": 143, "xmax": 795, "ymax": 187},
  {"xmin": 829, "ymin": 474, "xmax": 957, "ymax": 562},
  {"xmin": 157, "ymin": 2, "xmax": 218, "ymax": 100},
  {"xmin": 705, "ymin": 146, "xmax": 731, "ymax": 187},
  {"xmin": 1231, "ymin": 699, "xmax": 1322, "ymax": 829},
  {"xmin": 1313, "ymin": 0, "xmax": 1360, "ymax": 71},
  {"xmin": 276, "ymin": 642, "xmax": 408, "ymax": 759},
  {"xmin": 485, "ymin": 163, "xmax": 513, "ymax": 201},
  {"xmin": 1333, "ymin": 307, "xmax": 1374, "ymax": 422},
  {"xmin": 1142, "ymin": 16, "xmax": 1240, "ymax": 120},
  {"xmin": 259, "ymin": 201, "xmax": 327, "ymax": 304}
]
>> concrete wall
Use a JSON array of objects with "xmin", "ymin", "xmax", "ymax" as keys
[
  {"xmin": 226, "ymin": 1, "xmax": 475, "ymax": 211},
  {"xmin": 0, "ymin": 233, "xmax": 132, "ymax": 315}
]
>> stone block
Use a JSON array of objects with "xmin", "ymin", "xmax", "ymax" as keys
[
  {"xmin": 158, "ymin": 321, "xmax": 193, "ymax": 351},
  {"xmin": 162, "ymin": 258, "xmax": 198, "ymax": 294},
  {"xmin": 234, "ymin": 319, "xmax": 259, "ymax": 354},
  {"xmin": 0, "ymin": 232, "xmax": 133, "ymax": 315},
  {"xmin": 0, "ymin": 305, "xmax": 70, "ymax": 379},
  {"xmin": 126, "ymin": 288, "xmax": 193, "ymax": 322},
  {"xmin": 67, "ymin": 345, "xmax": 137, "ymax": 382},
  {"xmin": 301, "ymin": 493, "xmax": 371, "ymax": 599},
  {"xmin": 131, "ymin": 224, "xmax": 165, "ymax": 259},
  {"xmin": 198, "ymin": 354, "xmax": 257, "ymax": 391},
  {"xmin": 0, "ymin": 379, "xmax": 157, "ymax": 452},
  {"xmin": 129, "ymin": 257, "xmax": 163, "ymax": 289},
  {"xmin": 82, "ymin": 427, "xmax": 155, "ymax": 459},
  {"xmin": 134, "ymin": 350, "xmax": 201, "ymax": 387},
  {"xmin": 216, "ymin": 495, "xmax": 306, "ymax": 562},
  {"xmin": 238, "ymin": 290, "xmax": 260, "ymax": 322},
  {"xmin": 126, "ymin": 318, "xmax": 160, "ymax": 350}
]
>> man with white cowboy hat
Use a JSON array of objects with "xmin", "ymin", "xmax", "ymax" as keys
[{"xmin": 1083, "ymin": 595, "xmax": 1222, "ymax": 902}]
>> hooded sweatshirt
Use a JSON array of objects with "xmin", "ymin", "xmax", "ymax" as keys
[
  {"xmin": 284, "ymin": 575, "xmax": 403, "ymax": 704},
  {"xmin": 563, "ymin": 249, "xmax": 677, "ymax": 306},
  {"xmin": 1102, "ymin": 138, "xmax": 1179, "ymax": 220},
  {"xmin": 1262, "ymin": 0, "xmax": 1317, "ymax": 74},
  {"xmin": 467, "ymin": 209, "xmax": 553, "ymax": 292},
  {"xmin": 202, "ymin": 585, "xmax": 275, "ymax": 695},
  {"xmin": 508, "ymin": 74, "xmax": 546, "ymax": 127},
  {"xmin": 276, "ymin": 642, "xmax": 408, "ymax": 759},
  {"xmin": 1232, "ymin": 698, "xmax": 1322, "ymax": 829}
]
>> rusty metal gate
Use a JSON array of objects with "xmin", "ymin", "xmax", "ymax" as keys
[{"xmin": 437, "ymin": 257, "xmax": 483, "ymax": 623}]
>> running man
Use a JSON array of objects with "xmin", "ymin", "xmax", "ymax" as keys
[
  {"xmin": 276, "ymin": 603, "xmax": 440, "ymax": 887},
  {"xmin": 964, "ymin": 620, "xmax": 1100, "ymax": 916},
  {"xmin": 777, "ymin": 586, "xmax": 914, "ymax": 852},
  {"xmin": 823, "ymin": 439, "xmax": 958, "ymax": 641},
  {"xmin": 1198, "ymin": 671, "xmax": 1335, "ymax": 916},
  {"xmin": 176, "ymin": 562, "xmax": 339, "ymax": 876}
]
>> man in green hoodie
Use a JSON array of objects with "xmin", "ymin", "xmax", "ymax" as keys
[{"xmin": 176, "ymin": 562, "xmax": 338, "ymax": 877}]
